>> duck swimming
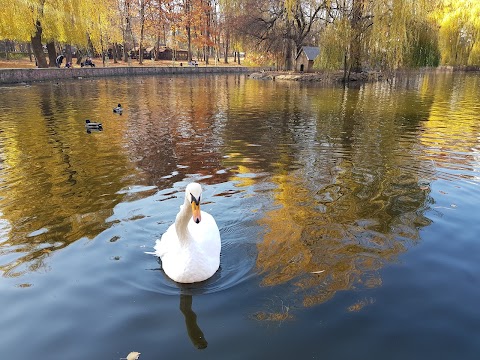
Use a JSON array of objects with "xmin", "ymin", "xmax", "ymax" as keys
[
  {"xmin": 154, "ymin": 182, "xmax": 221, "ymax": 283},
  {"xmin": 85, "ymin": 119, "xmax": 103, "ymax": 130},
  {"xmin": 113, "ymin": 104, "xmax": 123, "ymax": 114}
]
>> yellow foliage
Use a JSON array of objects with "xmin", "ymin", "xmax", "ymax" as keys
[
  {"xmin": 0, "ymin": 0, "xmax": 122, "ymax": 52},
  {"xmin": 0, "ymin": 0, "xmax": 36, "ymax": 41},
  {"xmin": 316, "ymin": 18, "xmax": 351, "ymax": 70},
  {"xmin": 435, "ymin": 0, "xmax": 480, "ymax": 65},
  {"xmin": 317, "ymin": 0, "xmax": 440, "ymax": 70}
]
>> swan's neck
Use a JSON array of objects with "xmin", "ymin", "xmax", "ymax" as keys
[{"xmin": 175, "ymin": 198, "xmax": 192, "ymax": 244}]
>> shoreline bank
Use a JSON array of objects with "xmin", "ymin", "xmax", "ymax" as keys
[
  {"xmin": 0, "ymin": 65, "xmax": 261, "ymax": 85},
  {"xmin": 2, "ymin": 64, "xmax": 478, "ymax": 85},
  {"xmin": 249, "ymin": 66, "xmax": 480, "ymax": 83}
]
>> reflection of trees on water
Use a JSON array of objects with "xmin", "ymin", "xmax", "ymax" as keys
[
  {"xmin": 0, "ymin": 81, "xmax": 141, "ymax": 277},
  {"xmin": 420, "ymin": 73, "xmax": 480, "ymax": 182},
  {"xmin": 123, "ymin": 76, "xmax": 242, "ymax": 188},
  {"xmin": 225, "ymin": 76, "xmax": 451, "ymax": 312}
]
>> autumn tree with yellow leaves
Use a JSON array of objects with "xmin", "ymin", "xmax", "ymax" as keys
[
  {"xmin": 0, "ymin": 0, "xmax": 121, "ymax": 67},
  {"xmin": 434, "ymin": 0, "xmax": 480, "ymax": 65}
]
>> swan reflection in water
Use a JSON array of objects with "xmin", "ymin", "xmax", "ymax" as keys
[
  {"xmin": 179, "ymin": 294, "xmax": 208, "ymax": 349},
  {"xmin": 155, "ymin": 257, "xmax": 222, "ymax": 350},
  {"xmin": 172, "ymin": 271, "xmax": 223, "ymax": 350}
]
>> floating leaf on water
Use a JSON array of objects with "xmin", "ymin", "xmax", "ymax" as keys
[
  {"xmin": 15, "ymin": 283, "xmax": 32, "ymax": 288},
  {"xmin": 109, "ymin": 236, "xmax": 120, "ymax": 243},
  {"xmin": 27, "ymin": 227, "xmax": 49, "ymax": 237},
  {"xmin": 120, "ymin": 351, "xmax": 141, "ymax": 360},
  {"xmin": 347, "ymin": 297, "xmax": 376, "ymax": 312},
  {"xmin": 116, "ymin": 185, "xmax": 157, "ymax": 195}
]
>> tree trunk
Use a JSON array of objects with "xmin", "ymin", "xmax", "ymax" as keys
[
  {"xmin": 349, "ymin": 0, "xmax": 364, "ymax": 73},
  {"xmin": 187, "ymin": 26, "xmax": 192, "ymax": 61},
  {"xmin": 31, "ymin": 21, "xmax": 47, "ymax": 68},
  {"xmin": 185, "ymin": 0, "xmax": 192, "ymax": 61},
  {"xmin": 112, "ymin": 43, "xmax": 118, "ymax": 63},
  {"xmin": 124, "ymin": 0, "xmax": 134, "ymax": 62},
  {"xmin": 139, "ymin": 43, "xmax": 144, "ymax": 64},
  {"xmin": 46, "ymin": 41, "xmax": 57, "ymax": 67},
  {"xmin": 123, "ymin": 41, "xmax": 128, "ymax": 62},
  {"xmin": 139, "ymin": 0, "xmax": 145, "ymax": 64},
  {"xmin": 76, "ymin": 49, "xmax": 83, "ymax": 65},
  {"xmin": 285, "ymin": 42, "xmax": 293, "ymax": 70},
  {"xmin": 65, "ymin": 44, "xmax": 72, "ymax": 64},
  {"xmin": 285, "ymin": 21, "xmax": 293, "ymax": 70},
  {"xmin": 224, "ymin": 28, "xmax": 229, "ymax": 63},
  {"xmin": 155, "ymin": 36, "xmax": 161, "ymax": 61},
  {"xmin": 27, "ymin": 42, "xmax": 33, "ymax": 62}
]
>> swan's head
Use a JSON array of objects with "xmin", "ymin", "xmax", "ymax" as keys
[{"xmin": 186, "ymin": 182, "xmax": 202, "ymax": 224}]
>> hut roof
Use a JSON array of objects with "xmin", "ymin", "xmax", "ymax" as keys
[{"xmin": 297, "ymin": 46, "xmax": 320, "ymax": 61}]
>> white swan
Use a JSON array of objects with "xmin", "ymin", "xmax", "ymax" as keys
[{"xmin": 154, "ymin": 183, "xmax": 221, "ymax": 283}]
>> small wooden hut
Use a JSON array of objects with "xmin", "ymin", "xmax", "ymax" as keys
[
  {"xmin": 295, "ymin": 46, "xmax": 320, "ymax": 72},
  {"xmin": 156, "ymin": 46, "xmax": 188, "ymax": 61}
]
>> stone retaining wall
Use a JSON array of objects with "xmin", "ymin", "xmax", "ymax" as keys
[{"xmin": 0, "ymin": 66, "xmax": 259, "ymax": 84}]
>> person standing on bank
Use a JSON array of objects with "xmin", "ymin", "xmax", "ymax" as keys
[{"xmin": 56, "ymin": 54, "xmax": 65, "ymax": 68}]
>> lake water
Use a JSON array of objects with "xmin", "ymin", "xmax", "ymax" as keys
[{"xmin": 0, "ymin": 71, "xmax": 479, "ymax": 360}]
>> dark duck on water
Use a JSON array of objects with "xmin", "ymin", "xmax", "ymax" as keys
[
  {"xmin": 85, "ymin": 119, "xmax": 103, "ymax": 132},
  {"xmin": 113, "ymin": 104, "xmax": 123, "ymax": 114}
]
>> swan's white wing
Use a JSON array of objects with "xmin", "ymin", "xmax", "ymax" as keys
[{"xmin": 154, "ymin": 223, "xmax": 177, "ymax": 257}]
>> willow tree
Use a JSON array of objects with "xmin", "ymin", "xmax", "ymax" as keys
[
  {"xmin": 434, "ymin": 0, "xmax": 480, "ymax": 65},
  {"xmin": 0, "ymin": 0, "xmax": 118, "ymax": 68},
  {"xmin": 317, "ymin": 0, "xmax": 371, "ymax": 76},
  {"xmin": 0, "ymin": 2, "xmax": 36, "ymax": 44},
  {"xmin": 0, "ymin": 1, "xmax": 49, "ymax": 67},
  {"xmin": 316, "ymin": 14, "xmax": 351, "ymax": 76},
  {"xmin": 317, "ymin": 0, "xmax": 441, "ymax": 74}
]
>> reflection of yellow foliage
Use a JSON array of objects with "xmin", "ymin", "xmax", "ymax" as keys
[
  {"xmin": 0, "ymin": 81, "xmax": 136, "ymax": 277},
  {"xmin": 254, "ymin": 82, "xmax": 434, "ymax": 315},
  {"xmin": 253, "ymin": 311, "xmax": 294, "ymax": 322},
  {"xmin": 421, "ymin": 74, "xmax": 480, "ymax": 172},
  {"xmin": 252, "ymin": 296, "xmax": 294, "ymax": 323},
  {"xmin": 230, "ymin": 164, "xmax": 258, "ymax": 188},
  {"xmin": 348, "ymin": 297, "xmax": 376, "ymax": 312},
  {"xmin": 257, "ymin": 174, "xmax": 312, "ymax": 286}
]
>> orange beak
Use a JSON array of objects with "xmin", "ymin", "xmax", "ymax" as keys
[{"xmin": 191, "ymin": 202, "xmax": 201, "ymax": 224}]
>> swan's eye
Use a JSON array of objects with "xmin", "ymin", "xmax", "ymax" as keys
[{"xmin": 190, "ymin": 193, "xmax": 200, "ymax": 205}]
